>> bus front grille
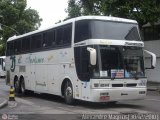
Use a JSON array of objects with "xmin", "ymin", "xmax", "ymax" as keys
[
  {"xmin": 112, "ymin": 84, "xmax": 123, "ymax": 87},
  {"xmin": 126, "ymin": 83, "xmax": 137, "ymax": 87},
  {"xmin": 112, "ymin": 83, "xmax": 137, "ymax": 87}
]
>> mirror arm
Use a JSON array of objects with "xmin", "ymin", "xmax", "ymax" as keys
[{"xmin": 144, "ymin": 49, "xmax": 156, "ymax": 69}]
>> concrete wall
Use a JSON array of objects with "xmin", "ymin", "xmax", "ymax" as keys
[{"xmin": 144, "ymin": 40, "xmax": 160, "ymax": 83}]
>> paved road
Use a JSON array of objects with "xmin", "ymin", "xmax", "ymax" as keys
[{"xmin": 0, "ymin": 78, "xmax": 160, "ymax": 120}]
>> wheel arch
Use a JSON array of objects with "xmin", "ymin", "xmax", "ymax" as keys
[{"xmin": 14, "ymin": 75, "xmax": 18, "ymax": 85}]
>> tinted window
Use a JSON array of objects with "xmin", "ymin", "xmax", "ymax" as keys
[
  {"xmin": 14, "ymin": 39, "xmax": 21, "ymax": 54},
  {"xmin": 56, "ymin": 27, "xmax": 63, "ymax": 45},
  {"xmin": 22, "ymin": 37, "xmax": 30, "ymax": 52},
  {"xmin": 48, "ymin": 30, "xmax": 56, "ymax": 47},
  {"xmin": 75, "ymin": 20, "xmax": 90, "ymax": 43},
  {"xmin": 42, "ymin": 30, "xmax": 56, "ymax": 48},
  {"xmin": 91, "ymin": 21, "xmax": 140, "ymax": 40},
  {"xmin": 31, "ymin": 34, "xmax": 42, "ymax": 50},
  {"xmin": 63, "ymin": 24, "xmax": 72, "ymax": 45},
  {"xmin": 74, "ymin": 46, "xmax": 90, "ymax": 81},
  {"xmin": 56, "ymin": 24, "xmax": 72, "ymax": 46},
  {"xmin": 6, "ymin": 42, "xmax": 11, "ymax": 56},
  {"xmin": 74, "ymin": 20, "xmax": 141, "ymax": 42},
  {"xmin": 10, "ymin": 41, "xmax": 14, "ymax": 55},
  {"xmin": 6, "ymin": 23, "xmax": 72, "ymax": 55}
]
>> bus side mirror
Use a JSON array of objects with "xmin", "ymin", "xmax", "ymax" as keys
[
  {"xmin": 144, "ymin": 50, "xmax": 156, "ymax": 69},
  {"xmin": 87, "ymin": 47, "xmax": 97, "ymax": 66}
]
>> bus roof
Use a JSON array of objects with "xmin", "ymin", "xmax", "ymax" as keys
[{"xmin": 7, "ymin": 16, "xmax": 137, "ymax": 42}]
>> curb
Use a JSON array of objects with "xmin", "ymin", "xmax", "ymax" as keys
[{"xmin": 0, "ymin": 99, "xmax": 8, "ymax": 109}]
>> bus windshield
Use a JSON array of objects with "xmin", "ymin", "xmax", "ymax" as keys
[
  {"xmin": 92, "ymin": 45, "xmax": 145, "ymax": 79},
  {"xmin": 75, "ymin": 20, "xmax": 141, "ymax": 43}
]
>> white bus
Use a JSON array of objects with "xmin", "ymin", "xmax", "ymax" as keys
[
  {"xmin": 5, "ymin": 16, "xmax": 156, "ymax": 104},
  {"xmin": 0, "ymin": 56, "xmax": 6, "ymax": 77}
]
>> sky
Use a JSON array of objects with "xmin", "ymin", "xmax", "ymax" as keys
[{"xmin": 27, "ymin": 0, "xmax": 68, "ymax": 30}]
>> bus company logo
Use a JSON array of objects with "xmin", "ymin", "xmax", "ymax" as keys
[
  {"xmin": 10, "ymin": 56, "xmax": 16, "ymax": 72},
  {"xmin": 125, "ymin": 42, "xmax": 143, "ymax": 47},
  {"xmin": 1, "ymin": 114, "xmax": 8, "ymax": 120}
]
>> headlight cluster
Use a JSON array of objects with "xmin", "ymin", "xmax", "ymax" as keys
[
  {"xmin": 94, "ymin": 83, "xmax": 109, "ymax": 87},
  {"xmin": 138, "ymin": 80, "xmax": 147, "ymax": 86}
]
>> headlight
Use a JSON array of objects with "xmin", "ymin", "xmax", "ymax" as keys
[
  {"xmin": 100, "ymin": 84, "xmax": 109, "ymax": 87},
  {"xmin": 138, "ymin": 80, "xmax": 147, "ymax": 86},
  {"xmin": 94, "ymin": 83, "xmax": 109, "ymax": 87}
]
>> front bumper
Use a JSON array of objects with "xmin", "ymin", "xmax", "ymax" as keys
[{"xmin": 89, "ymin": 87, "xmax": 146, "ymax": 102}]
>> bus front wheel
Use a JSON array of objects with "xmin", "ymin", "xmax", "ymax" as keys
[{"xmin": 64, "ymin": 81, "xmax": 74, "ymax": 105}]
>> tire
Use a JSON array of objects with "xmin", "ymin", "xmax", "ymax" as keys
[
  {"xmin": 19, "ymin": 78, "xmax": 26, "ymax": 96},
  {"xmin": 14, "ymin": 79, "xmax": 20, "ymax": 94},
  {"xmin": 64, "ymin": 81, "xmax": 74, "ymax": 105}
]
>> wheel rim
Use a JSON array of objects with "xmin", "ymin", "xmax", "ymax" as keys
[
  {"xmin": 65, "ymin": 87, "xmax": 72, "ymax": 98},
  {"xmin": 64, "ymin": 81, "xmax": 74, "ymax": 104}
]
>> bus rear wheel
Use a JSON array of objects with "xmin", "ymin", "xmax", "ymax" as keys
[
  {"xmin": 64, "ymin": 81, "xmax": 74, "ymax": 105},
  {"xmin": 19, "ymin": 78, "xmax": 26, "ymax": 96},
  {"xmin": 14, "ymin": 79, "xmax": 20, "ymax": 94}
]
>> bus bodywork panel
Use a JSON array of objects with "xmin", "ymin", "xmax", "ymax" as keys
[
  {"xmin": 74, "ymin": 79, "xmax": 147, "ymax": 102},
  {"xmin": 5, "ymin": 47, "xmax": 76, "ymax": 96}
]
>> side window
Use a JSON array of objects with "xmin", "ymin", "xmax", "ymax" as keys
[
  {"xmin": 15, "ymin": 39, "xmax": 21, "ymax": 54},
  {"xmin": 56, "ymin": 27, "xmax": 63, "ymax": 46},
  {"xmin": 10, "ymin": 41, "xmax": 14, "ymax": 55},
  {"xmin": 74, "ymin": 46, "xmax": 90, "ymax": 81},
  {"xmin": 22, "ymin": 37, "xmax": 30, "ymax": 52},
  {"xmin": 42, "ymin": 32, "xmax": 47, "ymax": 48},
  {"xmin": 6, "ymin": 42, "xmax": 11, "ymax": 56},
  {"xmin": 55, "ymin": 24, "xmax": 72, "ymax": 47},
  {"xmin": 42, "ymin": 30, "xmax": 55, "ymax": 48},
  {"xmin": 63, "ymin": 24, "xmax": 72, "ymax": 45},
  {"xmin": 47, "ymin": 30, "xmax": 55, "ymax": 47},
  {"xmin": 75, "ymin": 20, "xmax": 90, "ymax": 43},
  {"xmin": 31, "ymin": 34, "xmax": 42, "ymax": 50}
]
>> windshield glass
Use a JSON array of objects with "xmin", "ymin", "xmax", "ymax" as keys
[
  {"xmin": 90, "ymin": 20, "xmax": 141, "ymax": 41},
  {"xmin": 92, "ymin": 45, "xmax": 145, "ymax": 79},
  {"xmin": 74, "ymin": 20, "xmax": 141, "ymax": 43}
]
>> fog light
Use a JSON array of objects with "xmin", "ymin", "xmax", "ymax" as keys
[{"xmin": 100, "ymin": 84, "xmax": 109, "ymax": 87}]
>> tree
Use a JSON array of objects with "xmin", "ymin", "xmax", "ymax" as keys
[
  {"xmin": 66, "ymin": 0, "xmax": 160, "ymax": 28},
  {"xmin": 0, "ymin": 0, "xmax": 42, "ymax": 55},
  {"xmin": 65, "ymin": 0, "xmax": 81, "ymax": 19}
]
